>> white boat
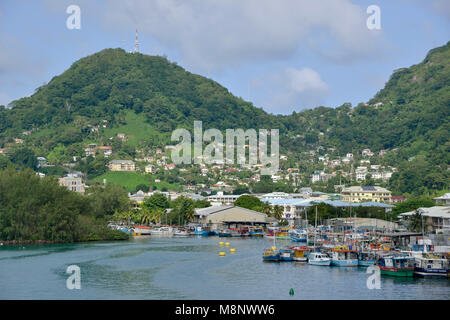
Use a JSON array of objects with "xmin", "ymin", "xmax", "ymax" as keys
[
  {"xmin": 173, "ymin": 229, "xmax": 190, "ymax": 237},
  {"xmin": 308, "ymin": 252, "xmax": 331, "ymax": 266},
  {"xmin": 406, "ymin": 251, "xmax": 449, "ymax": 278},
  {"xmin": 149, "ymin": 226, "xmax": 174, "ymax": 236}
]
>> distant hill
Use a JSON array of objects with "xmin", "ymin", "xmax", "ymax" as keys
[{"xmin": 0, "ymin": 42, "xmax": 448, "ymax": 195}]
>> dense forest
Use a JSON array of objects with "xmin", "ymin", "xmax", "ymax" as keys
[
  {"xmin": 0, "ymin": 42, "xmax": 448, "ymax": 196},
  {"xmin": 0, "ymin": 169, "xmax": 130, "ymax": 243}
]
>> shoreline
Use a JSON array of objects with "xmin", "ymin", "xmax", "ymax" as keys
[{"xmin": 0, "ymin": 238, "xmax": 129, "ymax": 246}]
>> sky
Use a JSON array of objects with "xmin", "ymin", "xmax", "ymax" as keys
[{"xmin": 0, "ymin": 0, "xmax": 449, "ymax": 115}]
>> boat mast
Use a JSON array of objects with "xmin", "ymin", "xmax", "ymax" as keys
[{"xmin": 314, "ymin": 205, "xmax": 318, "ymax": 249}]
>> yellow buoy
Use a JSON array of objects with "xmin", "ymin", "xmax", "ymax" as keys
[
  {"xmin": 272, "ymin": 246, "xmax": 277, "ymax": 250},
  {"xmin": 225, "ymin": 242, "xmax": 230, "ymax": 246},
  {"xmin": 219, "ymin": 242, "xmax": 224, "ymax": 246},
  {"xmin": 230, "ymin": 248, "xmax": 236, "ymax": 253},
  {"xmin": 219, "ymin": 251, "xmax": 226, "ymax": 257}
]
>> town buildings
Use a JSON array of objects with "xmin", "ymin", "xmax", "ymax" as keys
[{"xmin": 340, "ymin": 186, "xmax": 392, "ymax": 203}]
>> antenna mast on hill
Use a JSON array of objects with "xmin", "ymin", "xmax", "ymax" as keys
[{"xmin": 134, "ymin": 29, "xmax": 139, "ymax": 53}]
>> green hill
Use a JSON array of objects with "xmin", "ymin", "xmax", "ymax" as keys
[{"xmin": 0, "ymin": 42, "xmax": 448, "ymax": 195}]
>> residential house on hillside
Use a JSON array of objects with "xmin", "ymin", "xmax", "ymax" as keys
[
  {"xmin": 391, "ymin": 196, "xmax": 406, "ymax": 204},
  {"xmin": 59, "ymin": 173, "xmax": 85, "ymax": 194},
  {"xmin": 434, "ymin": 193, "xmax": 450, "ymax": 206},
  {"xmin": 145, "ymin": 164, "xmax": 155, "ymax": 173},
  {"xmin": 109, "ymin": 160, "xmax": 135, "ymax": 172},
  {"xmin": 400, "ymin": 206, "xmax": 450, "ymax": 233}
]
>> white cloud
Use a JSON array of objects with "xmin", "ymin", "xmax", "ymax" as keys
[
  {"xmin": 431, "ymin": 0, "xmax": 450, "ymax": 20},
  {"xmin": 254, "ymin": 67, "xmax": 330, "ymax": 114},
  {"xmin": 99, "ymin": 0, "xmax": 386, "ymax": 71}
]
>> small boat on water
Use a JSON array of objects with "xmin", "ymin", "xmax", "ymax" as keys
[
  {"xmin": 249, "ymin": 226, "xmax": 264, "ymax": 237},
  {"xmin": 133, "ymin": 225, "xmax": 151, "ymax": 235},
  {"xmin": 194, "ymin": 225, "xmax": 206, "ymax": 236},
  {"xmin": 173, "ymin": 228, "xmax": 190, "ymax": 237},
  {"xmin": 218, "ymin": 229, "xmax": 232, "ymax": 237},
  {"xmin": 229, "ymin": 227, "xmax": 249, "ymax": 237},
  {"xmin": 376, "ymin": 255, "xmax": 415, "ymax": 277},
  {"xmin": 358, "ymin": 251, "xmax": 376, "ymax": 267},
  {"xmin": 264, "ymin": 229, "xmax": 275, "ymax": 239},
  {"xmin": 279, "ymin": 248, "xmax": 294, "ymax": 261},
  {"xmin": 150, "ymin": 226, "xmax": 173, "ymax": 236},
  {"xmin": 330, "ymin": 246, "xmax": 359, "ymax": 267},
  {"xmin": 290, "ymin": 246, "xmax": 309, "ymax": 262},
  {"xmin": 263, "ymin": 248, "xmax": 280, "ymax": 262},
  {"xmin": 275, "ymin": 228, "xmax": 290, "ymax": 240},
  {"xmin": 308, "ymin": 252, "xmax": 331, "ymax": 266},
  {"xmin": 290, "ymin": 229, "xmax": 307, "ymax": 242},
  {"xmin": 412, "ymin": 252, "xmax": 449, "ymax": 278}
]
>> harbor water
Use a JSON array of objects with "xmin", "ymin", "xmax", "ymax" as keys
[{"xmin": 1, "ymin": 237, "xmax": 449, "ymax": 299}]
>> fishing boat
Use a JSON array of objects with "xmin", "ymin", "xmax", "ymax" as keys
[
  {"xmin": 132, "ymin": 225, "xmax": 151, "ymax": 235},
  {"xmin": 218, "ymin": 229, "xmax": 232, "ymax": 237},
  {"xmin": 249, "ymin": 226, "xmax": 264, "ymax": 237},
  {"xmin": 275, "ymin": 228, "xmax": 290, "ymax": 240},
  {"xmin": 308, "ymin": 252, "xmax": 331, "ymax": 266},
  {"xmin": 290, "ymin": 246, "xmax": 309, "ymax": 262},
  {"xmin": 290, "ymin": 229, "xmax": 307, "ymax": 242},
  {"xmin": 229, "ymin": 227, "xmax": 249, "ymax": 237},
  {"xmin": 376, "ymin": 255, "xmax": 415, "ymax": 277},
  {"xmin": 263, "ymin": 248, "xmax": 280, "ymax": 262},
  {"xmin": 264, "ymin": 228, "xmax": 276, "ymax": 239},
  {"xmin": 173, "ymin": 228, "xmax": 190, "ymax": 237},
  {"xmin": 412, "ymin": 252, "xmax": 449, "ymax": 278},
  {"xmin": 307, "ymin": 207, "xmax": 331, "ymax": 266},
  {"xmin": 279, "ymin": 248, "xmax": 294, "ymax": 261},
  {"xmin": 149, "ymin": 226, "xmax": 173, "ymax": 236},
  {"xmin": 194, "ymin": 225, "xmax": 209, "ymax": 236},
  {"xmin": 330, "ymin": 246, "xmax": 359, "ymax": 267},
  {"xmin": 358, "ymin": 251, "xmax": 376, "ymax": 267}
]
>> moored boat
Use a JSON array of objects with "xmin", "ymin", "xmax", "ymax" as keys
[
  {"xmin": 413, "ymin": 253, "xmax": 449, "ymax": 278},
  {"xmin": 150, "ymin": 226, "xmax": 173, "ymax": 236},
  {"xmin": 358, "ymin": 251, "xmax": 376, "ymax": 267},
  {"xmin": 376, "ymin": 255, "xmax": 415, "ymax": 277},
  {"xmin": 290, "ymin": 229, "xmax": 307, "ymax": 242},
  {"xmin": 279, "ymin": 248, "xmax": 294, "ymax": 261},
  {"xmin": 330, "ymin": 246, "xmax": 359, "ymax": 267},
  {"xmin": 275, "ymin": 228, "xmax": 290, "ymax": 240},
  {"xmin": 173, "ymin": 228, "xmax": 190, "ymax": 237},
  {"xmin": 308, "ymin": 252, "xmax": 331, "ymax": 266},
  {"xmin": 249, "ymin": 226, "xmax": 264, "ymax": 237},
  {"xmin": 133, "ymin": 225, "xmax": 151, "ymax": 235},
  {"xmin": 263, "ymin": 248, "xmax": 280, "ymax": 262},
  {"xmin": 290, "ymin": 246, "xmax": 309, "ymax": 262}
]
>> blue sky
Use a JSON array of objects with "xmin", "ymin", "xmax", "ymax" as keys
[{"xmin": 0, "ymin": 0, "xmax": 449, "ymax": 114}]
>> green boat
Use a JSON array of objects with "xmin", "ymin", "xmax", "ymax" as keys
[{"xmin": 377, "ymin": 255, "xmax": 415, "ymax": 277}]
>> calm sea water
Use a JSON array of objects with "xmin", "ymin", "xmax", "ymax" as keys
[{"xmin": 0, "ymin": 237, "xmax": 449, "ymax": 300}]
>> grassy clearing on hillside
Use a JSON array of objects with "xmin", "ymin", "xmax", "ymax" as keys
[
  {"xmin": 102, "ymin": 110, "xmax": 164, "ymax": 147},
  {"xmin": 91, "ymin": 171, "xmax": 181, "ymax": 192}
]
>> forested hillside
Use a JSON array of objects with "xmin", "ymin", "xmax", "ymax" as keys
[{"xmin": 0, "ymin": 42, "xmax": 448, "ymax": 196}]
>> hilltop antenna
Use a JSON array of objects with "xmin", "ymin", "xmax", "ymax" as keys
[{"xmin": 134, "ymin": 28, "xmax": 139, "ymax": 53}]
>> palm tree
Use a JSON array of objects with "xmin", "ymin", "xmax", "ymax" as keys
[
  {"xmin": 260, "ymin": 203, "xmax": 272, "ymax": 216},
  {"xmin": 408, "ymin": 209, "xmax": 423, "ymax": 232},
  {"xmin": 150, "ymin": 208, "xmax": 165, "ymax": 224},
  {"xmin": 272, "ymin": 205, "xmax": 284, "ymax": 220},
  {"xmin": 139, "ymin": 208, "xmax": 153, "ymax": 225}
]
